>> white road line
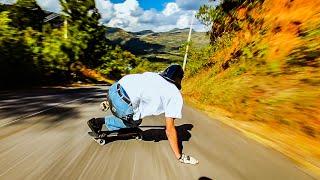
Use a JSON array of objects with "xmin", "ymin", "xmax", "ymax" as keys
[{"xmin": 0, "ymin": 93, "xmax": 101, "ymax": 128}]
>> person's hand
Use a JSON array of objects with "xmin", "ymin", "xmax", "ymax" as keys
[
  {"xmin": 100, "ymin": 101, "xmax": 109, "ymax": 111},
  {"xmin": 179, "ymin": 153, "xmax": 199, "ymax": 165}
]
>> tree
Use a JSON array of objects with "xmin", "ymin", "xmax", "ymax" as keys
[
  {"xmin": 7, "ymin": 0, "xmax": 46, "ymax": 31},
  {"xmin": 99, "ymin": 46, "xmax": 141, "ymax": 79},
  {"xmin": 41, "ymin": 29, "xmax": 70, "ymax": 77},
  {"xmin": 59, "ymin": 0, "xmax": 108, "ymax": 68},
  {"xmin": 0, "ymin": 11, "xmax": 41, "ymax": 87}
]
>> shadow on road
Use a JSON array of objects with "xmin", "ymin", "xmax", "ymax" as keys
[
  {"xmin": 99, "ymin": 124, "xmax": 194, "ymax": 151},
  {"xmin": 0, "ymin": 86, "xmax": 108, "ymax": 126},
  {"xmin": 199, "ymin": 177, "xmax": 213, "ymax": 180},
  {"xmin": 142, "ymin": 124, "xmax": 193, "ymax": 151}
]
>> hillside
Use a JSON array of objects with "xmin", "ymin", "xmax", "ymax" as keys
[
  {"xmin": 105, "ymin": 27, "xmax": 209, "ymax": 71},
  {"xmin": 184, "ymin": 0, "xmax": 320, "ymax": 176}
]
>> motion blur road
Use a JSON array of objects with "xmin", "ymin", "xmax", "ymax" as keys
[{"xmin": 0, "ymin": 86, "xmax": 315, "ymax": 180}]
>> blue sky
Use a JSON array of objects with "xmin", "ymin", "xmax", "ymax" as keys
[
  {"xmin": 0, "ymin": 0, "xmax": 213, "ymax": 32},
  {"xmin": 110, "ymin": 0, "xmax": 172, "ymax": 11}
]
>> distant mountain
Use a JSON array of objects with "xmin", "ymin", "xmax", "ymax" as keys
[
  {"xmin": 130, "ymin": 30, "xmax": 154, "ymax": 36},
  {"xmin": 105, "ymin": 27, "xmax": 209, "ymax": 64},
  {"xmin": 167, "ymin": 28, "xmax": 190, "ymax": 33}
]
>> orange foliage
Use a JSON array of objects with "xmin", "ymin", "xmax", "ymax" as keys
[
  {"xmin": 185, "ymin": 0, "xmax": 320, "ymax": 175},
  {"xmin": 261, "ymin": 0, "xmax": 320, "ymax": 63},
  {"xmin": 70, "ymin": 61, "xmax": 110, "ymax": 83}
]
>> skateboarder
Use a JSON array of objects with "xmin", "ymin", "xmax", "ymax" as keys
[{"xmin": 87, "ymin": 64, "xmax": 198, "ymax": 165}]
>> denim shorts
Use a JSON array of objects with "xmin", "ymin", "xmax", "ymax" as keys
[{"xmin": 104, "ymin": 83, "xmax": 141, "ymax": 131}]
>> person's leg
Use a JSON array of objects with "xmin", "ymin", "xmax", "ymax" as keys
[
  {"xmin": 87, "ymin": 83, "xmax": 117, "ymax": 133},
  {"xmin": 89, "ymin": 82, "xmax": 141, "ymax": 132},
  {"xmin": 104, "ymin": 115, "xmax": 143, "ymax": 131},
  {"xmin": 105, "ymin": 83, "xmax": 137, "ymax": 129},
  {"xmin": 108, "ymin": 83, "xmax": 134, "ymax": 118},
  {"xmin": 104, "ymin": 115, "xmax": 128, "ymax": 131}
]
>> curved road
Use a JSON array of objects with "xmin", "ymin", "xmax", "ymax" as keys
[{"xmin": 0, "ymin": 86, "xmax": 315, "ymax": 180}]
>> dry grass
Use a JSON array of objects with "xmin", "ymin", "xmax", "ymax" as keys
[{"xmin": 184, "ymin": 0, "xmax": 320, "ymax": 177}]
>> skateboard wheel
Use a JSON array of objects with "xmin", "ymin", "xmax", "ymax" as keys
[
  {"xmin": 135, "ymin": 135, "xmax": 143, "ymax": 141},
  {"xmin": 100, "ymin": 101, "xmax": 109, "ymax": 112},
  {"xmin": 98, "ymin": 139, "xmax": 106, "ymax": 145}
]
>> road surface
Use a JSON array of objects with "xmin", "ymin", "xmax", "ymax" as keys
[{"xmin": 0, "ymin": 86, "xmax": 315, "ymax": 180}]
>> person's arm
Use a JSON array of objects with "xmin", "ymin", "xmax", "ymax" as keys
[
  {"xmin": 165, "ymin": 117, "xmax": 181, "ymax": 159},
  {"xmin": 165, "ymin": 117, "xmax": 199, "ymax": 165}
]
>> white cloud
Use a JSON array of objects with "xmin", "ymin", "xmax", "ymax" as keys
[
  {"xmin": 138, "ymin": 9, "xmax": 157, "ymax": 23},
  {"xmin": 37, "ymin": 0, "xmax": 61, "ymax": 13},
  {"xmin": 177, "ymin": 14, "xmax": 191, "ymax": 29},
  {"xmin": 95, "ymin": 0, "xmax": 114, "ymax": 23},
  {"xmin": 113, "ymin": 0, "xmax": 139, "ymax": 16},
  {"xmin": 0, "ymin": 0, "xmax": 61, "ymax": 12},
  {"xmin": 0, "ymin": 0, "xmax": 15, "ymax": 4},
  {"xmin": 163, "ymin": 2, "xmax": 180, "ymax": 16},
  {"xmin": 99, "ymin": 0, "xmax": 209, "ymax": 32},
  {"xmin": 108, "ymin": 18, "xmax": 131, "ymax": 28},
  {"xmin": 106, "ymin": 0, "xmax": 141, "ymax": 29}
]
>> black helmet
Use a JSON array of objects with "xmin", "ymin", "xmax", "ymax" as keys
[{"xmin": 160, "ymin": 64, "xmax": 184, "ymax": 90}]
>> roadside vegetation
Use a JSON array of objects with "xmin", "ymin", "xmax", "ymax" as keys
[
  {"xmin": 0, "ymin": 0, "xmax": 141, "ymax": 88},
  {"xmin": 183, "ymin": 0, "xmax": 320, "ymax": 174}
]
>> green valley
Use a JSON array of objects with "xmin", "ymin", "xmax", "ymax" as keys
[{"xmin": 105, "ymin": 27, "xmax": 209, "ymax": 72}]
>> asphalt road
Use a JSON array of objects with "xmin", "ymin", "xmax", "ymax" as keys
[{"xmin": 0, "ymin": 86, "xmax": 315, "ymax": 180}]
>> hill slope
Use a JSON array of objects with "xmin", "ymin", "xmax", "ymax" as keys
[{"xmin": 105, "ymin": 27, "xmax": 209, "ymax": 71}]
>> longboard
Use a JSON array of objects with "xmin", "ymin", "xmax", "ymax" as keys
[{"xmin": 88, "ymin": 128, "xmax": 143, "ymax": 145}]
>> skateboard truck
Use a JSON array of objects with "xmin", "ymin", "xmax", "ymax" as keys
[{"xmin": 88, "ymin": 128, "xmax": 143, "ymax": 146}]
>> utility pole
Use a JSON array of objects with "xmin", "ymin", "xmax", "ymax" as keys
[
  {"xmin": 64, "ymin": 19, "xmax": 68, "ymax": 39},
  {"xmin": 183, "ymin": 11, "xmax": 195, "ymax": 71}
]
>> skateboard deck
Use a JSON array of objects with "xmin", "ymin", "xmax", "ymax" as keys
[{"xmin": 88, "ymin": 128, "xmax": 143, "ymax": 145}]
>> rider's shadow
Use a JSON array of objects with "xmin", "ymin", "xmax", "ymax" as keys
[{"xmin": 141, "ymin": 124, "xmax": 193, "ymax": 151}]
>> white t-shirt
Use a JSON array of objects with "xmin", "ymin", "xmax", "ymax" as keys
[{"xmin": 118, "ymin": 72, "xmax": 183, "ymax": 120}]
